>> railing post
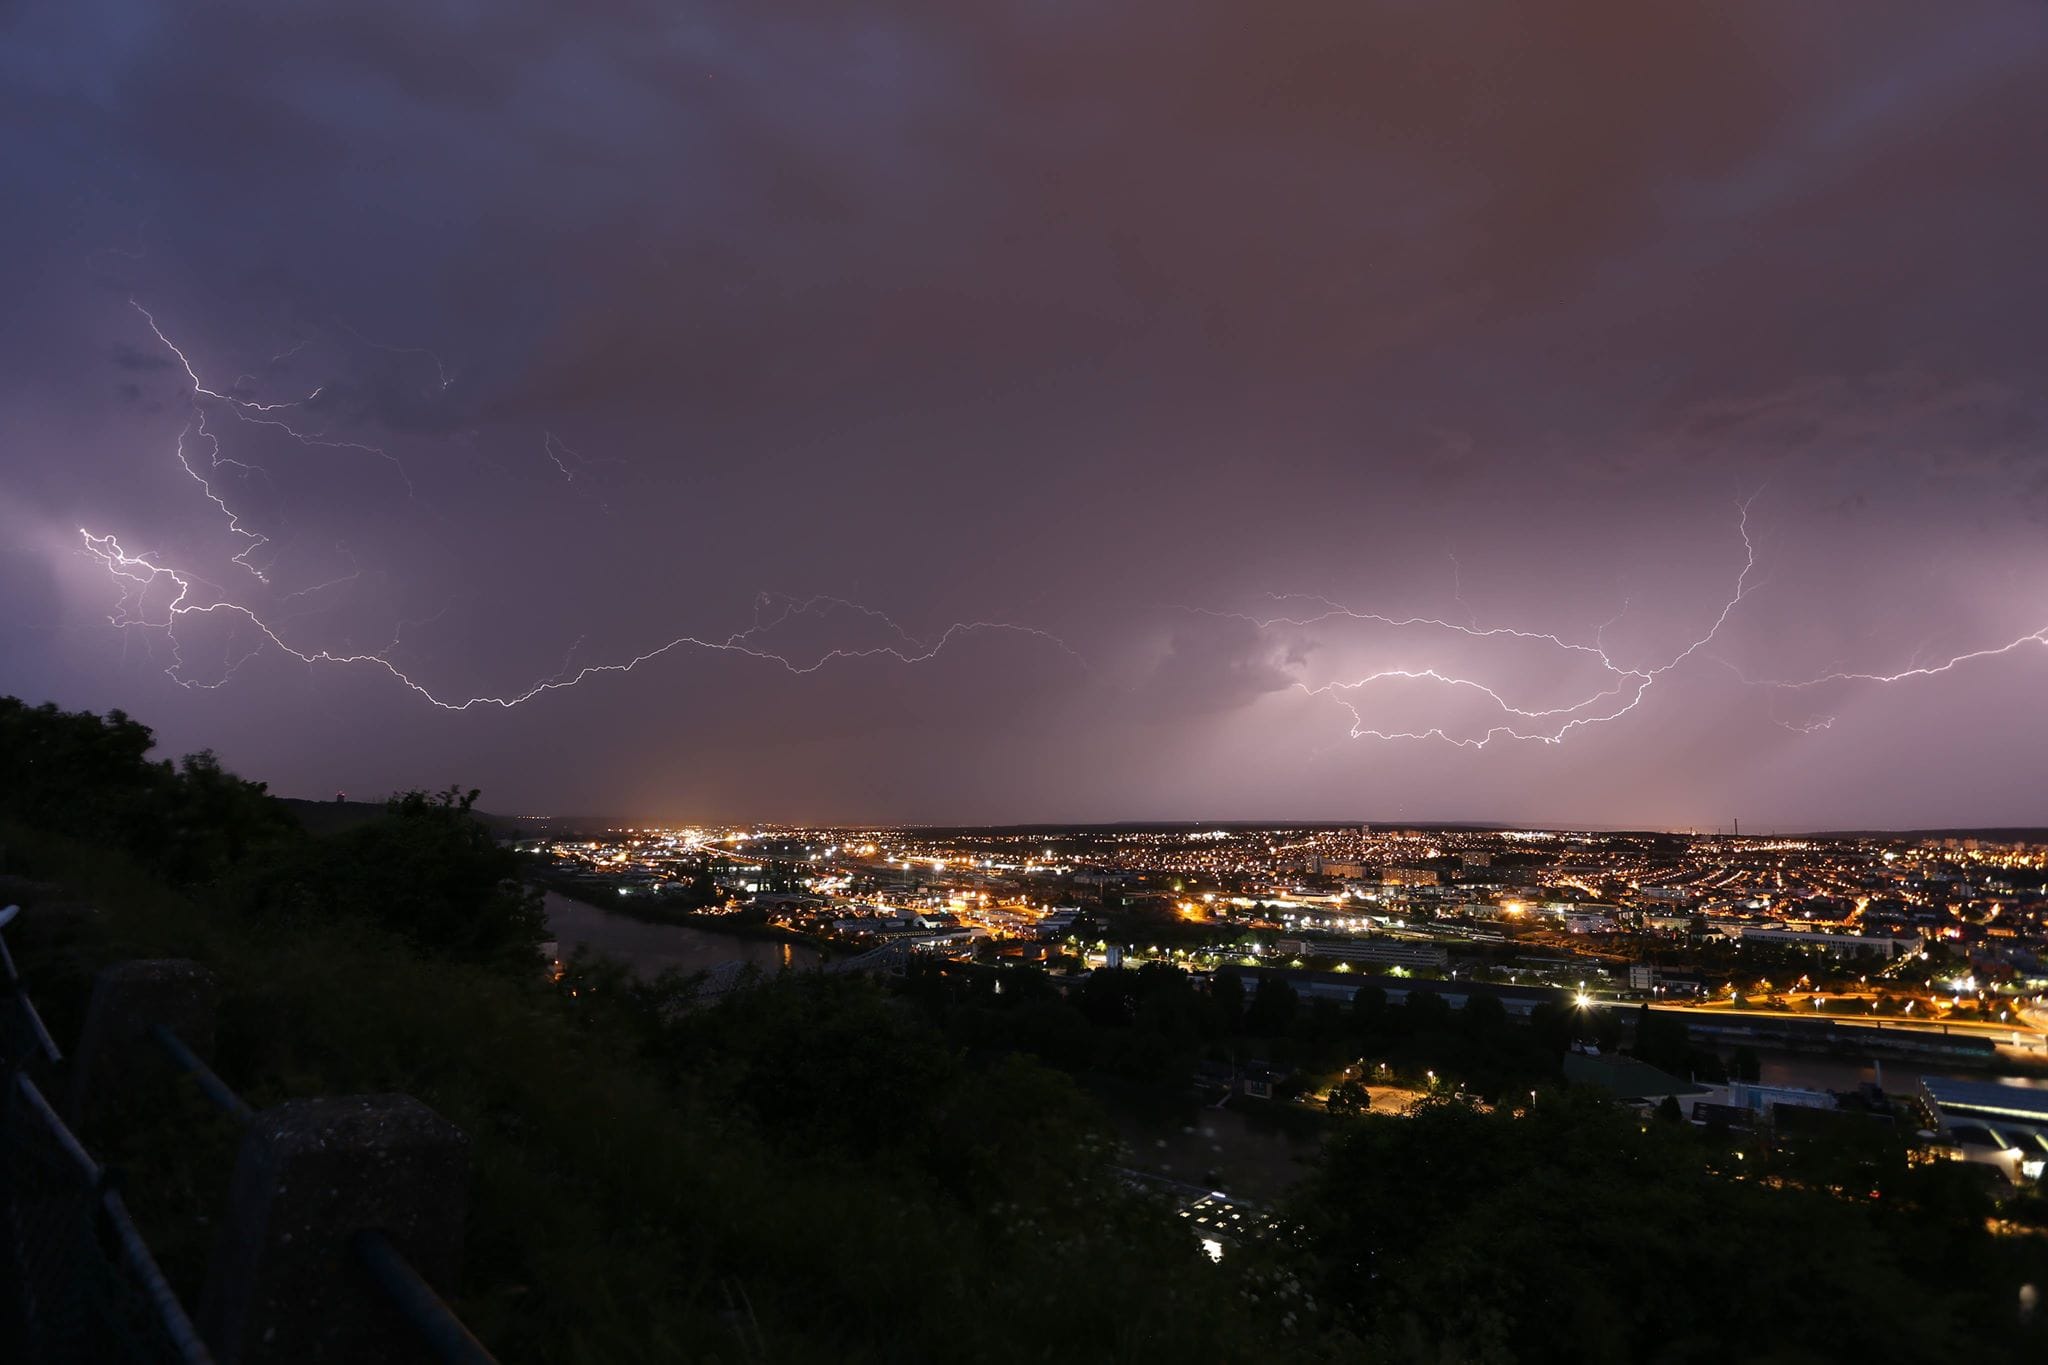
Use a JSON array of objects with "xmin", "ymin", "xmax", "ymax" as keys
[
  {"xmin": 67, "ymin": 959, "xmax": 221, "ymax": 1132},
  {"xmin": 199, "ymin": 1095, "xmax": 469, "ymax": 1365}
]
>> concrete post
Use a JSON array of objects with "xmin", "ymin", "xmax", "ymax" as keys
[
  {"xmin": 66, "ymin": 958, "xmax": 220, "ymax": 1131},
  {"xmin": 200, "ymin": 1094, "xmax": 469, "ymax": 1365}
]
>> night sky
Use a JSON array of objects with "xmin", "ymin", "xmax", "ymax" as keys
[{"xmin": 4, "ymin": 2, "xmax": 2046, "ymax": 829}]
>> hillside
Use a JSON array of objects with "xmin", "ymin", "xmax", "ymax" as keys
[{"xmin": 276, "ymin": 795, "xmax": 546, "ymax": 838}]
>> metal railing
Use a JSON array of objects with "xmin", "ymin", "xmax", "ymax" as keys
[
  {"xmin": 351, "ymin": 1230, "xmax": 499, "ymax": 1365},
  {"xmin": 2, "ymin": 904, "xmax": 500, "ymax": 1365},
  {"xmin": 7, "ymin": 1069, "xmax": 213, "ymax": 1364},
  {"xmin": 141, "ymin": 1020, "xmax": 500, "ymax": 1363},
  {"xmin": 3, "ymin": 903, "xmax": 211, "ymax": 1364},
  {"xmin": 146, "ymin": 1025, "xmax": 254, "ymax": 1125},
  {"xmin": 0, "ymin": 904, "xmax": 61, "ymax": 1066}
]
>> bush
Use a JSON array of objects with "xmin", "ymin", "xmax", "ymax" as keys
[
  {"xmin": 0, "ymin": 699, "xmax": 296, "ymax": 885},
  {"xmin": 1327, "ymin": 1080, "xmax": 1372, "ymax": 1116},
  {"xmin": 228, "ymin": 787, "xmax": 544, "ymax": 969}
]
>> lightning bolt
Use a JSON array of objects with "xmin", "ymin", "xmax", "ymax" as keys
[
  {"xmin": 1206, "ymin": 493, "xmax": 2045, "ymax": 747},
  {"xmin": 1191, "ymin": 496, "xmax": 1762, "ymax": 747},
  {"xmin": 331, "ymin": 319, "xmax": 453, "ymax": 393},
  {"xmin": 107, "ymin": 310, "xmax": 2035, "ymax": 741},
  {"xmin": 77, "ymin": 532, "xmax": 1086, "ymax": 708},
  {"xmin": 132, "ymin": 300, "xmax": 415, "ymax": 496},
  {"xmin": 1743, "ymin": 631, "xmax": 2048, "ymax": 690},
  {"xmin": 1725, "ymin": 624, "xmax": 2048, "ymax": 732},
  {"xmin": 542, "ymin": 430, "xmax": 617, "ymax": 515},
  {"xmin": 174, "ymin": 410, "xmax": 276, "ymax": 583},
  {"xmin": 1445, "ymin": 549, "xmax": 1480, "ymax": 630},
  {"xmin": 86, "ymin": 307, "xmax": 1086, "ymax": 711}
]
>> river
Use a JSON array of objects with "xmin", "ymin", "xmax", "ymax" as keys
[{"xmin": 541, "ymin": 890, "xmax": 822, "ymax": 979}]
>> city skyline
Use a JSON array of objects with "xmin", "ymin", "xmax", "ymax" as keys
[
  {"xmin": 5, "ymin": 2, "xmax": 2048, "ymax": 827},
  {"xmin": 451, "ymin": 814, "xmax": 2048, "ymax": 840}
]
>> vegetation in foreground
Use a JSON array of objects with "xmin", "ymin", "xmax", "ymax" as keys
[{"xmin": 4, "ymin": 697, "xmax": 2046, "ymax": 1363}]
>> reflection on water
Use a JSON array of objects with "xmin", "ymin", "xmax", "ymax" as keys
[
  {"xmin": 541, "ymin": 891, "xmax": 821, "ymax": 980},
  {"xmin": 1094, "ymin": 1083, "xmax": 1324, "ymax": 1202}
]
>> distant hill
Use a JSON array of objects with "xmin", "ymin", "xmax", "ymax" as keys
[
  {"xmin": 277, "ymin": 797, "xmax": 530, "ymax": 838},
  {"xmin": 275, "ymin": 803, "xmax": 2048, "ymax": 844},
  {"xmin": 1803, "ymin": 827, "xmax": 2048, "ymax": 843},
  {"xmin": 903, "ymin": 820, "xmax": 1514, "ymax": 836}
]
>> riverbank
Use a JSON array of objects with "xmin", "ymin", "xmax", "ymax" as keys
[
  {"xmin": 532, "ymin": 874, "xmax": 855, "ymax": 956},
  {"xmin": 541, "ymin": 890, "xmax": 823, "ymax": 979},
  {"xmin": 531, "ymin": 870, "xmax": 693, "ymax": 919},
  {"xmin": 675, "ymin": 911, "xmax": 857, "ymax": 956}
]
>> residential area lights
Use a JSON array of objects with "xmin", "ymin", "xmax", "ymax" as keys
[{"xmin": 530, "ymin": 821, "xmax": 2048, "ymax": 1040}]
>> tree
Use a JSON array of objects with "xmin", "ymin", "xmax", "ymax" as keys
[
  {"xmin": 1351, "ymin": 983, "xmax": 1388, "ymax": 1030},
  {"xmin": 157, "ymin": 749, "xmax": 300, "ymax": 886},
  {"xmin": 1244, "ymin": 975, "xmax": 1300, "ymax": 1036},
  {"xmin": 233, "ymin": 787, "xmax": 543, "ymax": 968},
  {"xmin": 0, "ymin": 698, "xmax": 161, "ymax": 843},
  {"xmin": 1328, "ymin": 1079, "xmax": 1373, "ymax": 1116},
  {"xmin": 1287, "ymin": 1091, "xmax": 2017, "ymax": 1363},
  {"xmin": 1399, "ymin": 988, "xmax": 1453, "ymax": 1032},
  {"xmin": 1530, "ymin": 1001, "xmax": 1575, "ymax": 1057},
  {"xmin": 1631, "ymin": 1005, "xmax": 1726, "ymax": 1083},
  {"xmin": 1209, "ymin": 970, "xmax": 1246, "ymax": 1031},
  {"xmin": 0, "ymin": 698, "xmax": 295, "ymax": 885},
  {"xmin": 1074, "ymin": 965, "xmax": 1135, "ymax": 1026},
  {"xmin": 1460, "ymin": 991, "xmax": 1508, "ymax": 1036}
]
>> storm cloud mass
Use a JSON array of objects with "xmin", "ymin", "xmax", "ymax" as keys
[{"xmin": 2, "ymin": 1, "xmax": 2045, "ymax": 828}]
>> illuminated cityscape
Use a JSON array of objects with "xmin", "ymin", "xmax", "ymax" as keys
[
  {"xmin": 6, "ymin": 1, "xmax": 2048, "ymax": 1360},
  {"xmin": 509, "ymin": 815, "xmax": 2048, "ymax": 1245},
  {"xmin": 539, "ymin": 819, "xmax": 2048, "ymax": 1017}
]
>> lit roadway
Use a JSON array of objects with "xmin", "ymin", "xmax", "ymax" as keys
[{"xmin": 1648, "ymin": 998, "xmax": 2048, "ymax": 1059}]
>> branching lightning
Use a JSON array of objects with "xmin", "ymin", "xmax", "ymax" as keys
[
  {"xmin": 543, "ymin": 430, "xmax": 618, "ymax": 515},
  {"xmin": 132, "ymin": 300, "xmax": 415, "ymax": 496},
  {"xmin": 78, "ymin": 529, "xmax": 1083, "ymax": 707},
  {"xmin": 1737, "ymin": 631, "xmax": 2048, "ymax": 691},
  {"xmin": 1189, "ymin": 493, "xmax": 2047, "ymax": 747},
  {"xmin": 1180, "ymin": 500, "xmax": 1756, "ymax": 746},
  {"xmin": 84, "ymin": 309, "xmax": 1088, "ymax": 712},
  {"xmin": 1723, "ymin": 624, "xmax": 2048, "ymax": 733},
  {"xmin": 173, "ymin": 410, "xmax": 276, "ymax": 582},
  {"xmin": 85, "ymin": 306, "xmax": 2043, "ymax": 738},
  {"xmin": 332, "ymin": 319, "xmax": 453, "ymax": 393}
]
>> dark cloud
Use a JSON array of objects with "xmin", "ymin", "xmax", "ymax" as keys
[
  {"xmin": 1139, "ymin": 617, "xmax": 1310, "ymax": 716},
  {"xmin": 109, "ymin": 343, "xmax": 171, "ymax": 372}
]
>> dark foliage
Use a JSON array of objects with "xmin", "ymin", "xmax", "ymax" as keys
[
  {"xmin": 1630, "ymin": 1004, "xmax": 1729, "ymax": 1083},
  {"xmin": 1, "ymin": 697, "xmax": 540, "ymax": 971},
  {"xmin": 0, "ymin": 698, "xmax": 297, "ymax": 885},
  {"xmin": 1293, "ymin": 1093, "xmax": 2048, "ymax": 1363},
  {"xmin": 228, "ymin": 787, "xmax": 544, "ymax": 967}
]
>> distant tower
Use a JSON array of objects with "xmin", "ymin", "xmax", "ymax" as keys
[{"xmin": 1733, "ymin": 818, "xmax": 1739, "ymax": 840}]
